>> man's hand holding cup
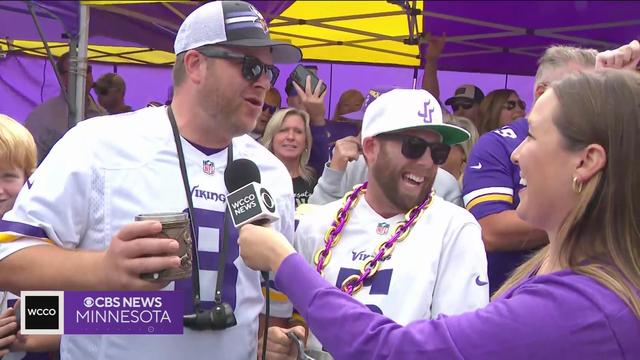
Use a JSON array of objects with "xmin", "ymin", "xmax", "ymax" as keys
[{"xmin": 100, "ymin": 214, "xmax": 190, "ymax": 291}]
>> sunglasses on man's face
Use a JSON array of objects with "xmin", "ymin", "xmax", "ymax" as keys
[
  {"xmin": 197, "ymin": 47, "xmax": 280, "ymax": 86},
  {"xmin": 451, "ymin": 102, "xmax": 474, "ymax": 112},
  {"xmin": 376, "ymin": 133, "xmax": 451, "ymax": 165},
  {"xmin": 504, "ymin": 99, "xmax": 526, "ymax": 111},
  {"xmin": 262, "ymin": 103, "xmax": 277, "ymax": 114}
]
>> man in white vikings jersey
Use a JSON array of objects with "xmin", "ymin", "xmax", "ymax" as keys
[
  {"xmin": 0, "ymin": 2, "xmax": 301, "ymax": 359},
  {"xmin": 266, "ymin": 89, "xmax": 489, "ymax": 358}
]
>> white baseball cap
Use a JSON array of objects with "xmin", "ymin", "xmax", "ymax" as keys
[
  {"xmin": 174, "ymin": 1, "xmax": 301, "ymax": 63},
  {"xmin": 361, "ymin": 89, "xmax": 470, "ymax": 145}
]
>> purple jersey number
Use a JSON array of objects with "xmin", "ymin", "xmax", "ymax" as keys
[
  {"xmin": 336, "ymin": 267, "xmax": 393, "ymax": 314},
  {"xmin": 174, "ymin": 208, "xmax": 240, "ymax": 314}
]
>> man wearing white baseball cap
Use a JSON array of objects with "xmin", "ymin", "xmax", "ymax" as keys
[
  {"xmin": 0, "ymin": 1, "xmax": 300, "ymax": 359},
  {"xmin": 309, "ymin": 87, "xmax": 465, "ymax": 207},
  {"xmin": 263, "ymin": 89, "xmax": 489, "ymax": 359}
]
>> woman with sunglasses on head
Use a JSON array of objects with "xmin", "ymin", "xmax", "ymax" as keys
[
  {"xmin": 477, "ymin": 89, "xmax": 526, "ymax": 135},
  {"xmin": 239, "ymin": 69, "xmax": 640, "ymax": 360},
  {"xmin": 251, "ymin": 89, "xmax": 488, "ymax": 359},
  {"xmin": 262, "ymin": 108, "xmax": 317, "ymax": 207}
]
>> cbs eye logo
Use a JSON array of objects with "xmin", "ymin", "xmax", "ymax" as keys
[
  {"xmin": 259, "ymin": 188, "xmax": 275, "ymax": 213},
  {"xmin": 21, "ymin": 291, "xmax": 64, "ymax": 335}
]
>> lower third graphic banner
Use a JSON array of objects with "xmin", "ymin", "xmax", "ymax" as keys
[{"xmin": 20, "ymin": 291, "xmax": 184, "ymax": 335}]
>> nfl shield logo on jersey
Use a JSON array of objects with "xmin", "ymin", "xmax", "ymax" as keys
[
  {"xmin": 376, "ymin": 222, "xmax": 390, "ymax": 235},
  {"xmin": 202, "ymin": 160, "xmax": 215, "ymax": 175}
]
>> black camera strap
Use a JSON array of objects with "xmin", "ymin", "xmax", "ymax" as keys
[{"xmin": 167, "ymin": 106, "xmax": 232, "ymax": 312}]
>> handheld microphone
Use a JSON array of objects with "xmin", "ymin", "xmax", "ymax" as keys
[
  {"xmin": 224, "ymin": 158, "xmax": 279, "ymax": 281},
  {"xmin": 224, "ymin": 159, "xmax": 279, "ymax": 228},
  {"xmin": 224, "ymin": 158, "xmax": 278, "ymax": 360}
]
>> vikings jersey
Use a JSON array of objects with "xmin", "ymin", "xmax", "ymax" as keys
[
  {"xmin": 294, "ymin": 195, "xmax": 488, "ymax": 353},
  {"xmin": 0, "ymin": 106, "xmax": 295, "ymax": 360},
  {"xmin": 462, "ymin": 118, "xmax": 528, "ymax": 217},
  {"xmin": 462, "ymin": 118, "xmax": 533, "ymax": 294}
]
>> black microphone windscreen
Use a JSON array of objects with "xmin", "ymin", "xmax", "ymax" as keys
[{"xmin": 224, "ymin": 158, "xmax": 261, "ymax": 193}]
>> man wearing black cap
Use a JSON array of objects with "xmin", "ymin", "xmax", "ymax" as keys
[
  {"xmin": 444, "ymin": 84, "xmax": 484, "ymax": 127},
  {"xmin": 0, "ymin": 1, "xmax": 300, "ymax": 359}
]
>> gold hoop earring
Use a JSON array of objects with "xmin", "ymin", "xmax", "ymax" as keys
[{"xmin": 572, "ymin": 176, "xmax": 583, "ymax": 194}]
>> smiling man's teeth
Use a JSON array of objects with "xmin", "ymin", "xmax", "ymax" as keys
[{"xmin": 405, "ymin": 173, "xmax": 424, "ymax": 184}]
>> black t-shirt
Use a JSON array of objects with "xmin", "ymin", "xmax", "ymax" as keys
[{"xmin": 293, "ymin": 176, "xmax": 316, "ymax": 207}]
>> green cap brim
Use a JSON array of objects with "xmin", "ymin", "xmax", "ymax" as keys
[
  {"xmin": 386, "ymin": 124, "xmax": 470, "ymax": 145},
  {"xmin": 426, "ymin": 124, "xmax": 471, "ymax": 145}
]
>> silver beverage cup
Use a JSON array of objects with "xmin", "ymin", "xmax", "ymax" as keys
[{"xmin": 135, "ymin": 212, "xmax": 192, "ymax": 281}]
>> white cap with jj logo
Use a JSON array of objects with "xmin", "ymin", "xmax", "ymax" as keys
[
  {"xmin": 174, "ymin": 1, "xmax": 301, "ymax": 63},
  {"xmin": 361, "ymin": 89, "xmax": 471, "ymax": 145}
]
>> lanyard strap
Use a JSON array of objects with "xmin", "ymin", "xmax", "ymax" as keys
[{"xmin": 167, "ymin": 106, "xmax": 232, "ymax": 310}]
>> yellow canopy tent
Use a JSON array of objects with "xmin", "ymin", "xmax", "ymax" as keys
[
  {"xmin": 268, "ymin": 1, "xmax": 423, "ymax": 67},
  {"xmin": 3, "ymin": 0, "xmax": 423, "ymax": 66},
  {"xmin": 0, "ymin": 38, "xmax": 176, "ymax": 65}
]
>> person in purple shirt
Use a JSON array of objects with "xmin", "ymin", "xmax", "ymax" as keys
[
  {"xmin": 463, "ymin": 117, "xmax": 534, "ymax": 295},
  {"xmin": 238, "ymin": 69, "xmax": 640, "ymax": 360}
]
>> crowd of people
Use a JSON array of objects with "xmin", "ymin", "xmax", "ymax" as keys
[{"xmin": 0, "ymin": 1, "xmax": 639, "ymax": 359}]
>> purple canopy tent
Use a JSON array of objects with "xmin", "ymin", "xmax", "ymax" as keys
[
  {"xmin": 421, "ymin": 1, "xmax": 640, "ymax": 75},
  {"xmin": 0, "ymin": 0, "xmax": 295, "ymax": 122},
  {"xmin": 1, "ymin": 1, "xmax": 638, "ymax": 123}
]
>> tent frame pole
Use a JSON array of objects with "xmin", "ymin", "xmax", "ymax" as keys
[
  {"xmin": 74, "ymin": 3, "xmax": 90, "ymax": 126},
  {"xmin": 26, "ymin": 0, "xmax": 69, "ymax": 100},
  {"xmin": 68, "ymin": 37, "xmax": 78, "ymax": 130}
]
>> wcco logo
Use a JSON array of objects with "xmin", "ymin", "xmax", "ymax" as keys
[
  {"xmin": 21, "ymin": 291, "xmax": 64, "ymax": 335},
  {"xmin": 27, "ymin": 308, "xmax": 57, "ymax": 316}
]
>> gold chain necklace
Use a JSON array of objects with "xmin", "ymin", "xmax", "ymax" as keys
[{"xmin": 313, "ymin": 182, "xmax": 434, "ymax": 295}]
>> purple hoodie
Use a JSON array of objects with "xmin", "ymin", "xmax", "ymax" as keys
[{"xmin": 276, "ymin": 253, "xmax": 640, "ymax": 359}]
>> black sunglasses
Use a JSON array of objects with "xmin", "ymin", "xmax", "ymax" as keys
[
  {"xmin": 197, "ymin": 47, "xmax": 280, "ymax": 86},
  {"xmin": 504, "ymin": 99, "xmax": 526, "ymax": 111},
  {"xmin": 376, "ymin": 133, "xmax": 451, "ymax": 165},
  {"xmin": 451, "ymin": 102, "xmax": 474, "ymax": 112},
  {"xmin": 262, "ymin": 103, "xmax": 277, "ymax": 115}
]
